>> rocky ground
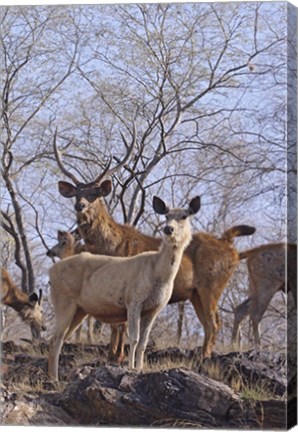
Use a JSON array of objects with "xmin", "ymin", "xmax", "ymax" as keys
[{"xmin": 0, "ymin": 340, "xmax": 296, "ymax": 428}]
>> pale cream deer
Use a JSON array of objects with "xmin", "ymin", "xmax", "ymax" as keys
[
  {"xmin": 47, "ymin": 230, "xmax": 101, "ymax": 344},
  {"xmin": 48, "ymin": 195, "xmax": 200, "ymax": 380}
]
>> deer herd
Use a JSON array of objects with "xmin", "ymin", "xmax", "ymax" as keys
[{"xmin": 1, "ymin": 127, "xmax": 297, "ymax": 381}]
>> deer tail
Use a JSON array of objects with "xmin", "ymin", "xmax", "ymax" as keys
[{"xmin": 221, "ymin": 225, "xmax": 256, "ymax": 243}]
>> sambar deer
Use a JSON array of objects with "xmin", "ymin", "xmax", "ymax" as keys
[
  {"xmin": 48, "ymin": 195, "xmax": 200, "ymax": 380},
  {"xmin": 47, "ymin": 229, "xmax": 86, "ymax": 259},
  {"xmin": 1, "ymin": 268, "xmax": 46, "ymax": 339},
  {"xmin": 54, "ymin": 128, "xmax": 256, "ymax": 358},
  {"xmin": 47, "ymin": 230, "xmax": 101, "ymax": 344},
  {"xmin": 232, "ymin": 243, "xmax": 297, "ymax": 348}
]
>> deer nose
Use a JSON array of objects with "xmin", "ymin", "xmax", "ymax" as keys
[
  {"xmin": 47, "ymin": 250, "xmax": 54, "ymax": 257},
  {"xmin": 75, "ymin": 202, "xmax": 86, "ymax": 212},
  {"xmin": 164, "ymin": 225, "xmax": 174, "ymax": 236}
]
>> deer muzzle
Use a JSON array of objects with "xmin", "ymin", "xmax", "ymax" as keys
[
  {"xmin": 164, "ymin": 225, "xmax": 174, "ymax": 236},
  {"xmin": 75, "ymin": 202, "xmax": 86, "ymax": 212}
]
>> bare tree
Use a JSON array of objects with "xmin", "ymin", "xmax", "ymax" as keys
[
  {"xmin": 1, "ymin": 6, "xmax": 78, "ymax": 291},
  {"xmin": 0, "ymin": 4, "xmax": 292, "ymax": 349}
]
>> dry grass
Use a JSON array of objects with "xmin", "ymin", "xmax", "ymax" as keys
[
  {"xmin": 151, "ymin": 417, "xmax": 206, "ymax": 428},
  {"xmin": 143, "ymin": 356, "xmax": 196, "ymax": 373},
  {"xmin": 240, "ymin": 383, "xmax": 277, "ymax": 401}
]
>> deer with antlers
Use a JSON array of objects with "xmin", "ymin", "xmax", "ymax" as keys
[
  {"xmin": 231, "ymin": 242, "xmax": 297, "ymax": 348},
  {"xmin": 54, "ymin": 125, "xmax": 256, "ymax": 359},
  {"xmin": 1, "ymin": 268, "xmax": 46, "ymax": 339}
]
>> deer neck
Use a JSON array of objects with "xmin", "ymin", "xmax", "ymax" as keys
[
  {"xmin": 156, "ymin": 230, "xmax": 192, "ymax": 283},
  {"xmin": 61, "ymin": 245, "xmax": 77, "ymax": 259},
  {"xmin": 77, "ymin": 199, "xmax": 120, "ymax": 255}
]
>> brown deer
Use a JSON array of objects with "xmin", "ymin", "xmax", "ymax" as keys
[
  {"xmin": 48, "ymin": 195, "xmax": 200, "ymax": 380},
  {"xmin": 232, "ymin": 243, "xmax": 297, "ymax": 348},
  {"xmin": 54, "ymin": 129, "xmax": 256, "ymax": 358},
  {"xmin": 1, "ymin": 268, "xmax": 46, "ymax": 339},
  {"xmin": 47, "ymin": 230, "xmax": 86, "ymax": 259}
]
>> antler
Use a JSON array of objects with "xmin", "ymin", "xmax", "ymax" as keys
[
  {"xmin": 53, "ymin": 127, "xmax": 80, "ymax": 185},
  {"xmin": 93, "ymin": 122, "xmax": 137, "ymax": 184}
]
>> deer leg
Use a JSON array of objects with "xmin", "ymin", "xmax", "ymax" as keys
[
  {"xmin": 190, "ymin": 291, "xmax": 207, "ymax": 329},
  {"xmin": 48, "ymin": 302, "xmax": 78, "ymax": 381},
  {"xmin": 127, "ymin": 304, "xmax": 141, "ymax": 370},
  {"xmin": 191, "ymin": 291, "xmax": 218, "ymax": 357},
  {"xmin": 75, "ymin": 323, "xmax": 83, "ymax": 342},
  {"xmin": 108, "ymin": 324, "xmax": 120, "ymax": 362},
  {"xmin": 87, "ymin": 316, "xmax": 95, "ymax": 344},
  {"xmin": 212, "ymin": 310, "xmax": 221, "ymax": 345},
  {"xmin": 191, "ymin": 290, "xmax": 217, "ymax": 357},
  {"xmin": 251, "ymin": 317, "xmax": 261, "ymax": 347},
  {"xmin": 231, "ymin": 298, "xmax": 251, "ymax": 349},
  {"xmin": 64, "ymin": 308, "xmax": 88, "ymax": 341},
  {"xmin": 177, "ymin": 302, "xmax": 185, "ymax": 345},
  {"xmin": 114, "ymin": 323, "xmax": 127, "ymax": 364},
  {"xmin": 136, "ymin": 311, "xmax": 158, "ymax": 371},
  {"xmin": 250, "ymin": 300, "xmax": 271, "ymax": 348},
  {"xmin": 249, "ymin": 281, "xmax": 279, "ymax": 348},
  {"xmin": 190, "ymin": 291, "xmax": 212, "ymax": 356},
  {"xmin": 202, "ymin": 312, "xmax": 219, "ymax": 358},
  {"xmin": 200, "ymin": 298, "xmax": 220, "ymax": 358}
]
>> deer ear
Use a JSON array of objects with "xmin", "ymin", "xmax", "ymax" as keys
[
  {"xmin": 57, "ymin": 230, "xmax": 64, "ymax": 240},
  {"xmin": 153, "ymin": 196, "xmax": 169, "ymax": 215},
  {"xmin": 28, "ymin": 292, "xmax": 39, "ymax": 305},
  {"xmin": 58, "ymin": 181, "xmax": 77, "ymax": 198},
  {"xmin": 38, "ymin": 289, "xmax": 43, "ymax": 305},
  {"xmin": 188, "ymin": 196, "xmax": 201, "ymax": 215},
  {"xmin": 98, "ymin": 180, "xmax": 112, "ymax": 197}
]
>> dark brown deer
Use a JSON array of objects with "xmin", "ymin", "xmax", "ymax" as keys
[
  {"xmin": 232, "ymin": 243, "xmax": 297, "ymax": 348},
  {"xmin": 1, "ymin": 268, "xmax": 46, "ymax": 339},
  {"xmin": 54, "ymin": 128, "xmax": 256, "ymax": 358}
]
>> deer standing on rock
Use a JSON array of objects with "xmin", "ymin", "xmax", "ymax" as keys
[
  {"xmin": 1, "ymin": 268, "xmax": 46, "ymax": 339},
  {"xmin": 47, "ymin": 230, "xmax": 102, "ymax": 344},
  {"xmin": 232, "ymin": 242, "xmax": 297, "ymax": 348},
  {"xmin": 54, "ymin": 127, "xmax": 256, "ymax": 359},
  {"xmin": 48, "ymin": 195, "xmax": 200, "ymax": 380}
]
